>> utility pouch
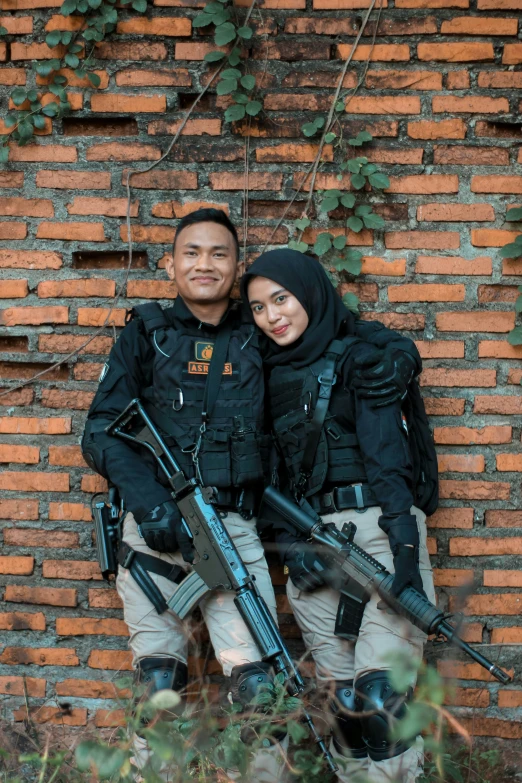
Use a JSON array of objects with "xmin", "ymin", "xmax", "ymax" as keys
[
  {"xmin": 198, "ymin": 429, "xmax": 232, "ymax": 487},
  {"xmin": 334, "ymin": 586, "xmax": 369, "ymax": 642},
  {"xmin": 231, "ymin": 415, "xmax": 264, "ymax": 486}
]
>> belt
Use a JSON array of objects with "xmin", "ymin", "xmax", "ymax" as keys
[{"xmin": 309, "ymin": 485, "xmax": 377, "ymax": 515}]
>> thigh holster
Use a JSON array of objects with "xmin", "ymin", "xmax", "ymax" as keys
[
  {"xmin": 354, "ymin": 670, "xmax": 413, "ymax": 762},
  {"xmin": 329, "ymin": 680, "xmax": 367, "ymax": 759}
]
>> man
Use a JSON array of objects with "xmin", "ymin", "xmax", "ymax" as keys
[{"xmin": 82, "ymin": 208, "xmax": 421, "ymax": 780}]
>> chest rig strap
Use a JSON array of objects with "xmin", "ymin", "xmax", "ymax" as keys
[{"xmin": 295, "ymin": 339, "xmax": 353, "ymax": 496}]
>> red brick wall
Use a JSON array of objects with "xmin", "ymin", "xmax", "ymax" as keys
[{"xmin": 0, "ymin": 0, "xmax": 521, "ymax": 746}]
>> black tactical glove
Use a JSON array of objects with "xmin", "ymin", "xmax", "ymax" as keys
[
  {"xmin": 276, "ymin": 528, "xmax": 328, "ymax": 592},
  {"xmin": 138, "ymin": 500, "xmax": 194, "ymax": 562},
  {"xmin": 391, "ymin": 544, "xmax": 427, "ymax": 599},
  {"xmin": 351, "ymin": 349, "xmax": 417, "ymax": 408}
]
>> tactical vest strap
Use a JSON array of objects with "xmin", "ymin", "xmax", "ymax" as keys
[
  {"xmin": 132, "ymin": 303, "xmax": 169, "ymax": 335},
  {"xmin": 117, "ymin": 541, "xmax": 185, "ymax": 614}
]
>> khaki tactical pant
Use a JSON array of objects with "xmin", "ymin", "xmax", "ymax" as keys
[
  {"xmin": 117, "ymin": 512, "xmax": 287, "ymax": 782},
  {"xmin": 287, "ymin": 505, "xmax": 435, "ymax": 783}
]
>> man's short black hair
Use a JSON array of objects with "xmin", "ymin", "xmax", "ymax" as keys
[{"xmin": 173, "ymin": 208, "xmax": 240, "ymax": 261}]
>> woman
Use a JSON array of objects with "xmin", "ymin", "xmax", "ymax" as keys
[{"xmin": 241, "ymin": 249, "xmax": 435, "ymax": 783}]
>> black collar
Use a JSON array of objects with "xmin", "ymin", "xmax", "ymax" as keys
[{"xmin": 165, "ymin": 296, "xmax": 241, "ymax": 332}]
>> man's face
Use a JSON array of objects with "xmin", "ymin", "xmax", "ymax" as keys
[{"xmin": 166, "ymin": 221, "xmax": 243, "ymax": 306}]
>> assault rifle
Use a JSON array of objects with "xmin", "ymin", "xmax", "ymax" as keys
[
  {"xmin": 260, "ymin": 486, "xmax": 512, "ymax": 686},
  {"xmin": 106, "ymin": 398, "xmax": 337, "ymax": 773}
]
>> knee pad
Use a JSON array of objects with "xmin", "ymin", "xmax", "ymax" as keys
[
  {"xmin": 354, "ymin": 670, "xmax": 412, "ymax": 762},
  {"xmin": 229, "ymin": 661, "xmax": 274, "ymax": 709},
  {"xmin": 329, "ymin": 680, "xmax": 367, "ymax": 759},
  {"xmin": 135, "ymin": 657, "xmax": 188, "ymax": 719}
]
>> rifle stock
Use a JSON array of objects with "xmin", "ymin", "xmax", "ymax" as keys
[{"xmin": 261, "ymin": 486, "xmax": 512, "ymax": 686}]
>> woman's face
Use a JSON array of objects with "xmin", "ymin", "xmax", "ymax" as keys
[{"xmin": 247, "ymin": 276, "xmax": 309, "ymax": 346}]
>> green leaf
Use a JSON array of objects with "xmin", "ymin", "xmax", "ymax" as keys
[
  {"xmin": 0, "ymin": 145, "xmax": 8, "ymax": 164},
  {"xmin": 87, "ymin": 71, "xmax": 101, "ymax": 87},
  {"xmin": 208, "ymin": 11, "xmax": 231, "ymax": 25},
  {"xmin": 302, "ymin": 122, "xmax": 318, "ymax": 138},
  {"xmin": 217, "ymin": 78, "xmax": 237, "ymax": 95},
  {"xmin": 313, "ymin": 116, "xmax": 325, "ymax": 128},
  {"xmin": 313, "ymin": 232, "xmax": 332, "ymax": 257},
  {"xmin": 215, "ymin": 22, "xmax": 236, "ymax": 46},
  {"xmin": 294, "ymin": 217, "xmax": 310, "ymax": 231},
  {"xmin": 224, "ymin": 103, "xmax": 246, "ymax": 122},
  {"xmin": 131, "ymin": 0, "xmax": 147, "ymax": 11},
  {"xmin": 287, "ymin": 719, "xmax": 308, "ymax": 744},
  {"xmin": 205, "ymin": 0, "xmax": 225, "ymax": 11},
  {"xmin": 193, "ymin": 13, "xmax": 214, "ymax": 27},
  {"xmin": 53, "ymin": 74, "xmax": 68, "ymax": 84},
  {"xmin": 64, "ymin": 52, "xmax": 80, "ymax": 68},
  {"xmin": 88, "ymin": 0, "xmax": 102, "ymax": 7},
  {"xmin": 60, "ymin": 31, "xmax": 72, "ymax": 45},
  {"xmin": 228, "ymin": 47, "xmax": 241, "ymax": 66},
  {"xmin": 237, "ymin": 25, "xmax": 252, "ymax": 39},
  {"xmin": 49, "ymin": 59, "xmax": 61, "ymax": 70},
  {"xmin": 349, "ymin": 130, "xmax": 372, "ymax": 146},
  {"xmin": 335, "ymin": 100, "xmax": 345, "ymax": 112},
  {"xmin": 68, "ymin": 43, "xmax": 83, "ymax": 53},
  {"xmin": 333, "ymin": 235, "xmax": 347, "ymax": 250},
  {"xmin": 506, "ymin": 207, "xmax": 522, "ymax": 222},
  {"xmin": 45, "ymin": 30, "xmax": 62, "ymax": 48},
  {"xmin": 320, "ymin": 196, "xmax": 339, "ymax": 213},
  {"xmin": 324, "ymin": 189, "xmax": 342, "ymax": 198},
  {"xmin": 61, "ymin": 0, "xmax": 78, "ymax": 14},
  {"xmin": 18, "ymin": 120, "xmax": 34, "ymax": 140},
  {"xmin": 351, "ymin": 173, "xmax": 366, "ymax": 190},
  {"xmin": 76, "ymin": 742, "xmax": 127, "ymax": 780},
  {"xmin": 342, "ymin": 292, "xmax": 359, "ymax": 313},
  {"xmin": 11, "ymin": 88, "xmax": 27, "ymax": 106},
  {"xmin": 4, "ymin": 113, "xmax": 18, "ymax": 128},
  {"xmin": 347, "ymin": 216, "xmax": 363, "ymax": 233},
  {"xmin": 354, "ymin": 204, "xmax": 372, "ymax": 216},
  {"xmin": 33, "ymin": 114, "xmax": 48, "ymax": 130},
  {"xmin": 499, "ymin": 241, "xmax": 522, "ymax": 259},
  {"xmin": 363, "ymin": 213, "xmax": 385, "ymax": 230},
  {"xmin": 339, "ymin": 194, "xmax": 355, "ymax": 210},
  {"xmin": 232, "ymin": 91, "xmax": 249, "ymax": 104},
  {"xmin": 204, "ymin": 50, "xmax": 226, "ymax": 62},
  {"xmin": 42, "ymin": 103, "xmax": 59, "ymax": 117},
  {"xmin": 246, "ymin": 100, "xmax": 262, "ymax": 116},
  {"xmin": 361, "ymin": 163, "xmax": 377, "ymax": 176},
  {"xmin": 346, "ymin": 159, "xmax": 361, "ymax": 174},
  {"xmin": 368, "ymin": 172, "xmax": 390, "ymax": 190},
  {"xmin": 0, "ymin": 26, "xmax": 7, "ymax": 36},
  {"xmin": 288, "ymin": 240, "xmax": 309, "ymax": 253},
  {"xmin": 221, "ymin": 67, "xmax": 241, "ymax": 79},
  {"xmin": 516, "ymin": 295, "xmax": 522, "ymax": 313},
  {"xmin": 324, "ymin": 132, "xmax": 336, "ymax": 143},
  {"xmin": 49, "ymin": 83, "xmax": 66, "ymax": 96},
  {"xmin": 35, "ymin": 62, "xmax": 54, "ymax": 77},
  {"xmin": 240, "ymin": 74, "xmax": 255, "ymax": 90},
  {"xmin": 508, "ymin": 326, "xmax": 522, "ymax": 345}
]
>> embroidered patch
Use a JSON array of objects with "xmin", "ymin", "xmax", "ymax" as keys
[
  {"xmin": 99, "ymin": 362, "xmax": 110, "ymax": 383},
  {"xmin": 195, "ymin": 341, "xmax": 214, "ymax": 361},
  {"xmin": 188, "ymin": 362, "xmax": 232, "ymax": 375}
]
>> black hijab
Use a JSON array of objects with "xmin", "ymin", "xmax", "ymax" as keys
[{"xmin": 241, "ymin": 248, "xmax": 355, "ymax": 368}]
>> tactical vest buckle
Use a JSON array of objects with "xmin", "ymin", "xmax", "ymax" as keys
[{"xmin": 172, "ymin": 388, "xmax": 184, "ymax": 412}]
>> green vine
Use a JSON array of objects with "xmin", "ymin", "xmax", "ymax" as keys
[
  {"xmin": 0, "ymin": 0, "xmax": 149, "ymax": 157},
  {"xmin": 499, "ymin": 206, "xmax": 522, "ymax": 347}
]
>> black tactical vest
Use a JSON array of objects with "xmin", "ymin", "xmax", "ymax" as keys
[
  {"xmin": 134, "ymin": 303, "xmax": 267, "ymax": 491},
  {"xmin": 268, "ymin": 339, "xmax": 368, "ymax": 498}
]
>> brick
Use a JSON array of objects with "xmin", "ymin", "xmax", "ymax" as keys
[
  {"xmin": 479, "ymin": 341, "xmax": 522, "ymax": 359},
  {"xmin": 48, "ymin": 445, "xmax": 86, "ymax": 467},
  {"xmin": 478, "ymin": 72, "xmax": 522, "ymax": 88},
  {"xmin": 0, "ymin": 472, "xmax": 69, "ymax": 492},
  {"xmin": 0, "ymin": 676, "xmax": 46, "ymax": 697},
  {"xmin": 498, "ymin": 689, "xmax": 522, "ymax": 706},
  {"xmin": 121, "ymin": 225, "xmax": 175, "ymax": 244},
  {"xmin": 385, "ymin": 232, "xmax": 460, "ymax": 250},
  {"xmin": 36, "ymin": 222, "xmax": 105, "ymax": 242},
  {"xmin": 0, "ymin": 250, "xmax": 62, "ymax": 268},
  {"xmin": 256, "ymin": 143, "xmax": 333, "ymax": 164},
  {"xmin": 407, "ymin": 118, "xmax": 466, "ymax": 139},
  {"xmin": 304, "ymin": 227, "xmax": 373, "ymax": 247},
  {"xmin": 40, "ymin": 334, "xmax": 111, "ymax": 355},
  {"xmin": 0, "ymin": 68, "xmax": 26, "ymax": 85},
  {"xmin": 67, "ymin": 197, "xmax": 138, "ymax": 218},
  {"xmin": 497, "ymin": 454, "xmax": 522, "ymax": 472},
  {"xmin": 116, "ymin": 17, "xmax": 191, "ymax": 35},
  {"xmin": 386, "ymin": 175, "xmax": 459, "ymax": 194},
  {"xmin": 415, "ymin": 255, "xmax": 492, "ymax": 275},
  {"xmin": 503, "ymin": 258, "xmax": 522, "ymax": 275},
  {"xmin": 396, "ymin": 0, "xmax": 468, "ymax": 5},
  {"xmin": 337, "ymin": 44, "xmax": 410, "ymax": 62},
  {"xmin": 365, "ymin": 148, "xmax": 424, "ymax": 165},
  {"xmin": 0, "ymin": 611, "xmax": 46, "ymax": 631},
  {"xmin": 0, "ymin": 556, "xmax": 34, "ymax": 575},
  {"xmin": 5, "ymin": 585, "xmax": 77, "ymax": 606},
  {"xmin": 88, "ymin": 649, "xmax": 133, "ymax": 670},
  {"xmin": 472, "ymin": 176, "xmax": 522, "ymax": 194},
  {"xmin": 436, "ymin": 312, "xmax": 515, "ymax": 332},
  {"xmin": 438, "ymin": 454, "xmax": 485, "ymax": 472},
  {"xmin": 361, "ymin": 257, "xmax": 406, "ymax": 276},
  {"xmin": 365, "ymin": 69, "xmax": 442, "ymax": 90},
  {"xmin": 56, "ymin": 679, "xmax": 126, "ymax": 699},
  {"xmin": 115, "ymin": 68, "xmax": 191, "ymax": 87},
  {"xmin": 74, "ymin": 363, "xmax": 104, "ymax": 379},
  {"xmin": 441, "ymin": 16, "xmax": 518, "ymax": 34},
  {"xmin": 13, "ymin": 706, "xmax": 87, "ymax": 726},
  {"xmin": 43, "ymin": 560, "xmax": 102, "ymax": 580},
  {"xmin": 10, "ymin": 42, "xmax": 69, "ymax": 60},
  {"xmin": 36, "ymin": 170, "xmax": 111, "ymax": 190},
  {"xmin": 0, "ymin": 280, "xmax": 28, "ymax": 297},
  {"xmin": 0, "ymin": 444, "xmax": 39, "ymax": 463},
  {"xmin": 484, "ymin": 570, "xmax": 522, "ymax": 587},
  {"xmin": 418, "ymin": 43, "xmax": 494, "ymax": 61},
  {"xmin": 0, "ymin": 417, "xmax": 71, "ymax": 434},
  {"xmin": 36, "ymin": 67, "xmax": 108, "ymax": 90},
  {"xmin": 86, "ymin": 142, "xmax": 161, "ymax": 162},
  {"xmin": 0, "ymin": 223, "xmax": 27, "ymax": 240},
  {"xmin": 49, "ymin": 502, "xmax": 91, "ymax": 522},
  {"xmin": 435, "ymin": 426, "xmax": 511, "ymax": 445},
  {"xmin": 0, "ymin": 198, "xmax": 54, "ymax": 218},
  {"xmin": 433, "ymin": 568, "xmax": 473, "ymax": 586},
  {"xmin": 507, "ymin": 369, "xmax": 522, "ymax": 384},
  {"xmin": 0, "ymin": 172, "xmax": 24, "ymax": 187},
  {"xmin": 94, "ymin": 709, "xmax": 126, "ymax": 728},
  {"xmin": 473, "ymin": 229, "xmax": 520, "ymax": 248},
  {"xmin": 123, "ymin": 168, "xmax": 197, "ymax": 190},
  {"xmin": 77, "ymin": 308, "xmax": 126, "ymax": 327},
  {"xmin": 427, "ymin": 507, "xmax": 474, "ymax": 529},
  {"xmin": 0, "ymin": 388, "xmax": 34, "ymax": 406},
  {"xmin": 0, "ymin": 499, "xmax": 39, "ymax": 520},
  {"xmin": 503, "ymin": 44, "xmax": 522, "ymax": 64},
  {"xmin": 446, "ymin": 70, "xmax": 470, "ymax": 89},
  {"xmin": 210, "ymin": 172, "xmax": 282, "ymax": 191},
  {"xmin": 361, "ymin": 312, "xmax": 425, "ymax": 330},
  {"xmin": 175, "ymin": 42, "xmax": 229, "ymax": 61},
  {"xmin": 434, "ymin": 146, "xmax": 508, "ymax": 166},
  {"xmin": 0, "ymin": 306, "xmax": 68, "ymax": 326},
  {"xmin": 433, "ymin": 96, "xmax": 509, "ymax": 114},
  {"xmin": 4, "ymin": 528, "xmax": 79, "ymax": 548},
  {"xmin": 148, "ymin": 118, "xmax": 222, "ymax": 136},
  {"xmin": 81, "ymin": 475, "xmax": 108, "ymax": 492},
  {"xmin": 474, "ymin": 396, "xmax": 522, "ymax": 415},
  {"xmin": 56, "ymin": 618, "xmax": 129, "ymax": 636},
  {"xmin": 88, "ymin": 588, "xmax": 123, "ymax": 609},
  {"xmin": 453, "ymin": 594, "xmax": 522, "ymax": 616},
  {"xmin": 152, "ymin": 200, "xmax": 228, "ymax": 219},
  {"xmin": 417, "ymin": 203, "xmax": 494, "ymax": 221},
  {"xmin": 313, "ymin": 0, "xmax": 386, "ymax": 6},
  {"xmin": 456, "ymin": 717, "xmax": 522, "ymax": 740},
  {"xmin": 424, "ymin": 398, "xmax": 466, "ymax": 416},
  {"xmin": 446, "ymin": 688, "xmax": 489, "ymax": 708},
  {"xmin": 95, "ymin": 41, "xmax": 167, "ymax": 60},
  {"xmin": 0, "ymin": 647, "xmax": 79, "ymax": 666},
  {"xmin": 126, "ymin": 280, "xmax": 178, "ymax": 299},
  {"xmin": 478, "ymin": 0, "xmax": 522, "ymax": 6},
  {"xmin": 389, "ymin": 284, "xmax": 464, "ymax": 302},
  {"xmin": 345, "ymin": 96, "xmax": 420, "ymax": 114},
  {"xmin": 440, "ymin": 480, "xmax": 510, "ymax": 500}
]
